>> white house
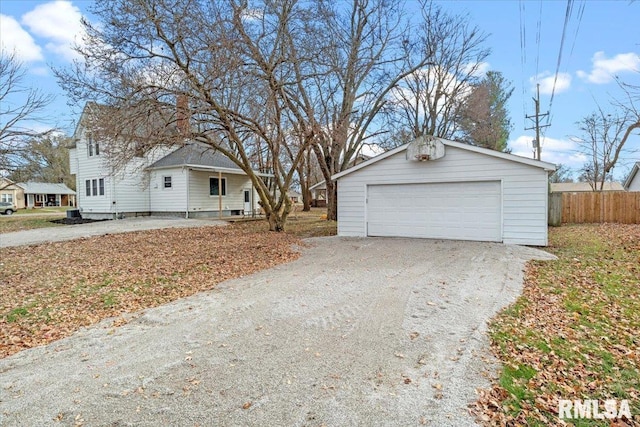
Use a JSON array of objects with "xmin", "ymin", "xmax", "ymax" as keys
[
  {"xmin": 332, "ymin": 136, "xmax": 556, "ymax": 246},
  {"xmin": 623, "ymin": 162, "xmax": 640, "ymax": 191},
  {"xmin": 69, "ymin": 104, "xmax": 261, "ymax": 220}
]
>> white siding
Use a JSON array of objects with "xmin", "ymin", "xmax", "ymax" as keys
[
  {"xmin": 73, "ymin": 130, "xmax": 112, "ymax": 216},
  {"xmin": 188, "ymin": 170, "xmax": 253, "ymax": 214},
  {"xmin": 149, "ymin": 167, "xmax": 188, "ymax": 213},
  {"xmin": 71, "ymin": 128, "xmax": 176, "ymax": 218},
  {"xmin": 337, "ymin": 146, "xmax": 550, "ymax": 246},
  {"xmin": 628, "ymin": 176, "xmax": 640, "ymax": 191}
]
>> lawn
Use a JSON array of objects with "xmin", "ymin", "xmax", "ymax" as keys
[
  {"xmin": 0, "ymin": 210, "xmax": 336, "ymax": 358},
  {"xmin": 0, "ymin": 208, "xmax": 68, "ymax": 233},
  {"xmin": 13, "ymin": 207, "xmax": 71, "ymax": 215},
  {"xmin": 476, "ymin": 224, "xmax": 640, "ymax": 425}
]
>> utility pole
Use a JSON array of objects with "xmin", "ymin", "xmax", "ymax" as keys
[{"xmin": 525, "ymin": 84, "xmax": 550, "ymax": 160}]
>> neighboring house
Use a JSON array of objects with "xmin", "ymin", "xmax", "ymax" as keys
[
  {"xmin": 288, "ymin": 190, "xmax": 302, "ymax": 203},
  {"xmin": 309, "ymin": 180, "xmax": 326, "ymax": 201},
  {"xmin": 623, "ymin": 162, "xmax": 640, "ymax": 191},
  {"xmin": 0, "ymin": 178, "xmax": 76, "ymax": 209},
  {"xmin": 0, "ymin": 178, "xmax": 23, "ymax": 209},
  {"xmin": 550, "ymin": 182, "xmax": 625, "ymax": 193},
  {"xmin": 332, "ymin": 136, "xmax": 556, "ymax": 246},
  {"xmin": 309, "ymin": 154, "xmax": 372, "ymax": 207},
  {"xmin": 69, "ymin": 104, "xmax": 262, "ymax": 219},
  {"xmin": 18, "ymin": 182, "xmax": 76, "ymax": 208}
]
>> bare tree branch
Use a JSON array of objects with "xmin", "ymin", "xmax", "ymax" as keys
[{"xmin": 0, "ymin": 51, "xmax": 55, "ymax": 174}]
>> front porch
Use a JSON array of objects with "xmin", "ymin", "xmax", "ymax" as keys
[{"xmin": 26, "ymin": 193, "xmax": 76, "ymax": 208}]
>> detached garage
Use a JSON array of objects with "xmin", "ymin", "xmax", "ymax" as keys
[{"xmin": 332, "ymin": 136, "xmax": 556, "ymax": 246}]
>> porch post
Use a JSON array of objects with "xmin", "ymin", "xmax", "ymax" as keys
[{"xmin": 218, "ymin": 171, "xmax": 222, "ymax": 219}]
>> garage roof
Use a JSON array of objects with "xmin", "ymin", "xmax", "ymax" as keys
[{"xmin": 332, "ymin": 138, "xmax": 557, "ymax": 180}]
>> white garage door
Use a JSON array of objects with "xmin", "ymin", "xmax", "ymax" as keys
[{"xmin": 367, "ymin": 181, "xmax": 502, "ymax": 242}]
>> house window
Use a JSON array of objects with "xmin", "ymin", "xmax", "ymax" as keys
[
  {"xmin": 1, "ymin": 194, "xmax": 12, "ymax": 203},
  {"xmin": 163, "ymin": 176, "xmax": 172, "ymax": 189},
  {"xmin": 85, "ymin": 178, "xmax": 105, "ymax": 196},
  {"xmin": 87, "ymin": 134, "xmax": 100, "ymax": 157},
  {"xmin": 209, "ymin": 177, "xmax": 226, "ymax": 196}
]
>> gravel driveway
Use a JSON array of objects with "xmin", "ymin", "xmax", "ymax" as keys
[
  {"xmin": 0, "ymin": 237, "xmax": 554, "ymax": 426},
  {"xmin": 0, "ymin": 217, "xmax": 226, "ymax": 248}
]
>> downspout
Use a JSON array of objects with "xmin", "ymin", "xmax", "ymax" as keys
[
  {"xmin": 147, "ymin": 169, "xmax": 151, "ymax": 217},
  {"xmin": 218, "ymin": 170, "xmax": 222, "ymax": 219},
  {"xmin": 185, "ymin": 167, "xmax": 190, "ymax": 219},
  {"xmin": 112, "ymin": 166, "xmax": 118, "ymax": 220}
]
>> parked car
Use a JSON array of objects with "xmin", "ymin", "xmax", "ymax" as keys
[{"xmin": 0, "ymin": 201, "xmax": 16, "ymax": 215}]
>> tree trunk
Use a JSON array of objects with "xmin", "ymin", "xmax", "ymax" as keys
[
  {"xmin": 302, "ymin": 185, "xmax": 311, "ymax": 211},
  {"xmin": 325, "ymin": 180, "xmax": 337, "ymax": 221},
  {"xmin": 264, "ymin": 198, "xmax": 291, "ymax": 232},
  {"xmin": 298, "ymin": 162, "xmax": 312, "ymax": 212},
  {"xmin": 267, "ymin": 213, "xmax": 287, "ymax": 231}
]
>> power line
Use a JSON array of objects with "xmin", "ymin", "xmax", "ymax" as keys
[
  {"xmin": 535, "ymin": 0, "xmax": 542, "ymax": 77},
  {"xmin": 548, "ymin": 0, "xmax": 574, "ymax": 113},
  {"xmin": 568, "ymin": 0, "xmax": 586, "ymax": 59},
  {"xmin": 519, "ymin": 0, "xmax": 528, "ymax": 131}
]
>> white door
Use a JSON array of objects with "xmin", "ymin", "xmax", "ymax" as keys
[
  {"xmin": 243, "ymin": 189, "xmax": 251, "ymax": 214},
  {"xmin": 367, "ymin": 181, "xmax": 502, "ymax": 242}
]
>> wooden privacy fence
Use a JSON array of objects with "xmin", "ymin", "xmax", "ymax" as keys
[{"xmin": 549, "ymin": 192, "xmax": 640, "ymax": 225}]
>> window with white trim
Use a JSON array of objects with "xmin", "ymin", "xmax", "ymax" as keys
[
  {"xmin": 87, "ymin": 134, "xmax": 100, "ymax": 157},
  {"xmin": 1, "ymin": 194, "xmax": 13, "ymax": 203},
  {"xmin": 85, "ymin": 178, "xmax": 105, "ymax": 196},
  {"xmin": 163, "ymin": 175, "xmax": 172, "ymax": 189},
  {"xmin": 209, "ymin": 177, "xmax": 226, "ymax": 196}
]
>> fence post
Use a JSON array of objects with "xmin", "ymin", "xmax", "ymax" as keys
[{"xmin": 548, "ymin": 192, "xmax": 562, "ymax": 226}]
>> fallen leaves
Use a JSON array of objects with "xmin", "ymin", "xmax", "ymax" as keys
[
  {"xmin": 473, "ymin": 224, "xmax": 640, "ymax": 426},
  {"xmin": 0, "ymin": 225, "xmax": 302, "ymax": 358}
]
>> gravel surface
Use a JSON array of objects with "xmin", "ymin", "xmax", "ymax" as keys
[
  {"xmin": 0, "ymin": 237, "xmax": 555, "ymax": 426},
  {"xmin": 0, "ymin": 217, "xmax": 227, "ymax": 248}
]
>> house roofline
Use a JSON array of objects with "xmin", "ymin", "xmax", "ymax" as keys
[
  {"xmin": 309, "ymin": 180, "xmax": 326, "ymax": 191},
  {"xmin": 147, "ymin": 163, "xmax": 274, "ymax": 177},
  {"xmin": 331, "ymin": 137, "xmax": 557, "ymax": 181},
  {"xmin": 623, "ymin": 162, "xmax": 640, "ymax": 190}
]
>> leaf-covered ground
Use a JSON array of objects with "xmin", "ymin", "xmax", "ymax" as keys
[
  {"xmin": 475, "ymin": 224, "xmax": 640, "ymax": 426},
  {"xmin": 0, "ymin": 224, "xmax": 304, "ymax": 358}
]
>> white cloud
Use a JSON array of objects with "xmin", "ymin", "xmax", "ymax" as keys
[
  {"xmin": 0, "ymin": 14, "xmax": 44, "ymax": 62},
  {"xmin": 21, "ymin": 0, "xmax": 85, "ymax": 62},
  {"xmin": 577, "ymin": 51, "xmax": 640, "ymax": 84},
  {"xmin": 530, "ymin": 71, "xmax": 572, "ymax": 95},
  {"xmin": 463, "ymin": 61, "xmax": 490, "ymax": 78},
  {"xmin": 31, "ymin": 66, "xmax": 50, "ymax": 76},
  {"xmin": 509, "ymin": 134, "xmax": 587, "ymax": 169}
]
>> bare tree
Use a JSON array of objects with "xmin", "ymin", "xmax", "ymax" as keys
[
  {"xmin": 0, "ymin": 51, "xmax": 54, "ymax": 181},
  {"xmin": 383, "ymin": 2, "xmax": 490, "ymax": 143},
  {"xmin": 56, "ymin": 0, "xmax": 320, "ymax": 231},
  {"xmin": 573, "ymin": 107, "xmax": 637, "ymax": 190},
  {"xmin": 8, "ymin": 133, "xmax": 74, "ymax": 189},
  {"xmin": 305, "ymin": 0, "xmax": 436, "ymax": 221},
  {"xmin": 548, "ymin": 163, "xmax": 574, "ymax": 183}
]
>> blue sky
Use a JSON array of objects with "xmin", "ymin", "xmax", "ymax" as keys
[{"xmin": 1, "ymin": 0, "xmax": 639, "ymax": 180}]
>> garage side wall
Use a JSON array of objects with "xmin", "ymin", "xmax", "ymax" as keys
[{"xmin": 336, "ymin": 147, "xmax": 549, "ymax": 246}]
